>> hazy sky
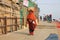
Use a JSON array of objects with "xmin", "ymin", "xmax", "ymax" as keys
[{"xmin": 32, "ymin": 0, "xmax": 60, "ymax": 19}]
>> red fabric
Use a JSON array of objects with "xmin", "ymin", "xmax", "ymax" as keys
[
  {"xmin": 27, "ymin": 12, "xmax": 37, "ymax": 26},
  {"xmin": 56, "ymin": 22, "xmax": 60, "ymax": 28},
  {"xmin": 29, "ymin": 23, "xmax": 36, "ymax": 30},
  {"xmin": 27, "ymin": 12, "xmax": 36, "ymax": 21},
  {"xmin": 30, "ymin": 32, "xmax": 34, "ymax": 35}
]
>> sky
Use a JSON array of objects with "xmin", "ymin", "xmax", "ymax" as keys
[{"xmin": 32, "ymin": 0, "xmax": 60, "ymax": 19}]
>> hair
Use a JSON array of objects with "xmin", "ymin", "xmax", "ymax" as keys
[{"xmin": 29, "ymin": 10, "xmax": 33, "ymax": 12}]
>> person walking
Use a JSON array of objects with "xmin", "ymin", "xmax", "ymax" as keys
[{"xmin": 27, "ymin": 10, "xmax": 37, "ymax": 35}]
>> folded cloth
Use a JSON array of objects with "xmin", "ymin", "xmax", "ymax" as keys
[{"xmin": 45, "ymin": 33, "xmax": 58, "ymax": 40}]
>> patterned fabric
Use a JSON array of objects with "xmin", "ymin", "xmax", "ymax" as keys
[
  {"xmin": 45, "ymin": 33, "xmax": 58, "ymax": 40},
  {"xmin": 27, "ymin": 19, "xmax": 36, "ymax": 35}
]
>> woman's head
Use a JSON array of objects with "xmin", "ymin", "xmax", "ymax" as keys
[{"xmin": 28, "ymin": 10, "xmax": 34, "ymax": 13}]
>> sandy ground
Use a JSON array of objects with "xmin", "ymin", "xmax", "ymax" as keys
[{"xmin": 0, "ymin": 28, "xmax": 58, "ymax": 40}]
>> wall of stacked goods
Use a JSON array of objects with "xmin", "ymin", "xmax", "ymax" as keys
[{"xmin": 0, "ymin": 0, "xmax": 22, "ymax": 34}]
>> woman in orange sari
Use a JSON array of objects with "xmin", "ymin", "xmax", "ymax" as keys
[{"xmin": 27, "ymin": 10, "xmax": 37, "ymax": 35}]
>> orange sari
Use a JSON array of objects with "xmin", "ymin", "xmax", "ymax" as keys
[
  {"xmin": 27, "ymin": 12, "xmax": 37, "ymax": 25},
  {"xmin": 27, "ymin": 13, "xmax": 36, "ymax": 20},
  {"xmin": 27, "ymin": 12, "xmax": 37, "ymax": 35}
]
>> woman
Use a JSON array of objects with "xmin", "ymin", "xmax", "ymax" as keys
[{"xmin": 27, "ymin": 10, "xmax": 37, "ymax": 35}]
